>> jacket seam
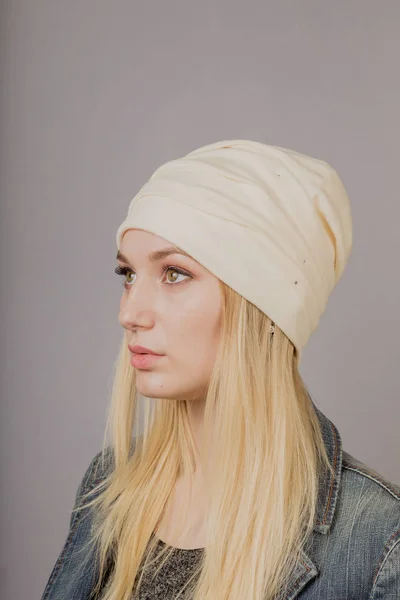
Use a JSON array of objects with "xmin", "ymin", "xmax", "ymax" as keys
[
  {"xmin": 370, "ymin": 530, "xmax": 400, "ymax": 598},
  {"xmin": 342, "ymin": 465, "xmax": 400, "ymax": 500},
  {"xmin": 315, "ymin": 420, "xmax": 339, "ymax": 525}
]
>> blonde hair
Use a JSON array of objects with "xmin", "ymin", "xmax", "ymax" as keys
[{"xmin": 74, "ymin": 277, "xmax": 334, "ymax": 600}]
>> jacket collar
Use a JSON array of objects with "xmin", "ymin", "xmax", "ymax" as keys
[
  {"xmin": 278, "ymin": 400, "xmax": 343, "ymax": 599},
  {"xmin": 312, "ymin": 401, "xmax": 343, "ymax": 534}
]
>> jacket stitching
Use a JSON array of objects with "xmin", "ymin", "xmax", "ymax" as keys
[
  {"xmin": 284, "ymin": 560, "xmax": 313, "ymax": 596},
  {"xmin": 343, "ymin": 466, "xmax": 400, "ymax": 500},
  {"xmin": 371, "ymin": 529, "xmax": 400, "ymax": 592},
  {"xmin": 315, "ymin": 421, "xmax": 339, "ymax": 525}
]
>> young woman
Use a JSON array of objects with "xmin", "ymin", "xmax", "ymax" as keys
[{"xmin": 41, "ymin": 139, "xmax": 400, "ymax": 600}]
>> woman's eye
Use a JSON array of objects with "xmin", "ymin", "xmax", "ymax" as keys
[
  {"xmin": 114, "ymin": 265, "xmax": 192, "ymax": 288},
  {"xmin": 164, "ymin": 267, "xmax": 191, "ymax": 284},
  {"xmin": 114, "ymin": 266, "xmax": 133, "ymax": 287}
]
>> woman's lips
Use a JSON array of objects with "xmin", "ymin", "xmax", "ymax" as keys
[{"xmin": 130, "ymin": 352, "xmax": 164, "ymax": 369}]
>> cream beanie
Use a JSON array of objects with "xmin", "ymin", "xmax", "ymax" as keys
[{"xmin": 116, "ymin": 139, "xmax": 353, "ymax": 364}]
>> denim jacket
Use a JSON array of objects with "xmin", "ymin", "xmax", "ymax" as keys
[{"xmin": 41, "ymin": 405, "xmax": 400, "ymax": 599}]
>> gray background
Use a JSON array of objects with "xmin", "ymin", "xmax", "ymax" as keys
[{"xmin": 1, "ymin": 1, "xmax": 399, "ymax": 598}]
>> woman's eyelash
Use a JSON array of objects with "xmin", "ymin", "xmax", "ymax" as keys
[{"xmin": 114, "ymin": 264, "xmax": 192, "ymax": 287}]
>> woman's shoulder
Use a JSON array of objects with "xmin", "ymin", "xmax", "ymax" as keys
[
  {"xmin": 338, "ymin": 449, "xmax": 400, "ymax": 558},
  {"xmin": 78, "ymin": 438, "xmax": 138, "ymax": 499},
  {"xmin": 306, "ymin": 448, "xmax": 400, "ymax": 597},
  {"xmin": 341, "ymin": 448, "xmax": 400, "ymax": 502}
]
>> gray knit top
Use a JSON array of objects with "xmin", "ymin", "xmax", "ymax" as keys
[{"xmin": 131, "ymin": 534, "xmax": 205, "ymax": 600}]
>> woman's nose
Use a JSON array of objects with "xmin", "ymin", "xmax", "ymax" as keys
[{"xmin": 119, "ymin": 280, "xmax": 156, "ymax": 329}]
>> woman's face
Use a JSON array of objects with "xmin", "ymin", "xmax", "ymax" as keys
[{"xmin": 116, "ymin": 229, "xmax": 223, "ymax": 401}]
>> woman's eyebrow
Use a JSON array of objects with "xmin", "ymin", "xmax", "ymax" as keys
[{"xmin": 116, "ymin": 247, "xmax": 192, "ymax": 265}]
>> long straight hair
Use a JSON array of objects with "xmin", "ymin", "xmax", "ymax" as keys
[{"xmin": 75, "ymin": 278, "xmax": 334, "ymax": 600}]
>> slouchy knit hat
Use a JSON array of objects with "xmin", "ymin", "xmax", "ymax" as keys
[{"xmin": 116, "ymin": 139, "xmax": 353, "ymax": 363}]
